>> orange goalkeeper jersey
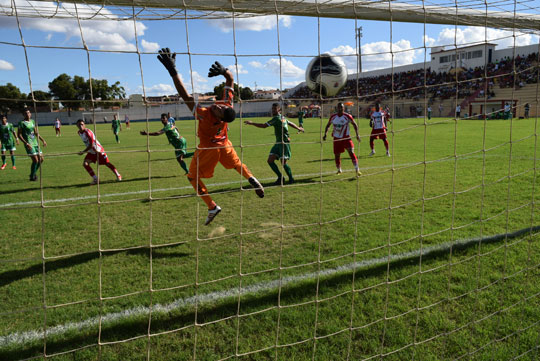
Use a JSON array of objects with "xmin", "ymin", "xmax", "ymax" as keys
[{"xmin": 195, "ymin": 86, "xmax": 234, "ymax": 148}]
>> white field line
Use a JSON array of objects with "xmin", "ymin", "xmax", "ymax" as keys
[
  {"xmin": 1, "ymin": 225, "xmax": 537, "ymax": 348},
  {"xmin": 3, "ymin": 153, "xmax": 534, "ymax": 209}
]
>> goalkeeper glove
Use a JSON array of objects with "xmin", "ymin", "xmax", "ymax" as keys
[
  {"xmin": 208, "ymin": 61, "xmax": 227, "ymax": 77},
  {"xmin": 157, "ymin": 48, "xmax": 178, "ymax": 77}
]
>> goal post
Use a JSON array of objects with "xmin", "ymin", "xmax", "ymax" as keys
[
  {"xmin": 24, "ymin": 0, "xmax": 540, "ymax": 30},
  {"xmin": 81, "ymin": 111, "xmax": 120, "ymax": 125}
]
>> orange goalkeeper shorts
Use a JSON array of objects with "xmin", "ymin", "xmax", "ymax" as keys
[{"xmin": 188, "ymin": 141, "xmax": 244, "ymax": 179}]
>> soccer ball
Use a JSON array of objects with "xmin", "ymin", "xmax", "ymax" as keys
[{"xmin": 305, "ymin": 54, "xmax": 347, "ymax": 97}]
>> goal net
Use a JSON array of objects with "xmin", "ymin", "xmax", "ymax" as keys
[{"xmin": 0, "ymin": 0, "xmax": 539, "ymax": 360}]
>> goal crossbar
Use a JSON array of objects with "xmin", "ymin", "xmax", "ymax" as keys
[{"xmin": 19, "ymin": 0, "xmax": 540, "ymax": 30}]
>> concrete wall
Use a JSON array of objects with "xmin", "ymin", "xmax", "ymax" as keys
[{"xmin": 6, "ymin": 100, "xmax": 279, "ymax": 126}]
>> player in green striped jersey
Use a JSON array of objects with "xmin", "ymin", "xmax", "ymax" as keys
[
  {"xmin": 0, "ymin": 114, "xmax": 19, "ymax": 170},
  {"xmin": 244, "ymin": 103, "xmax": 304, "ymax": 185},
  {"xmin": 111, "ymin": 114, "xmax": 122, "ymax": 143},
  {"xmin": 17, "ymin": 109, "xmax": 47, "ymax": 181},
  {"xmin": 140, "ymin": 113, "xmax": 193, "ymax": 174}
]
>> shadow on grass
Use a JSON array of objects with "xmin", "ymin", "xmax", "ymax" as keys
[
  {"xmin": 0, "ymin": 175, "xmax": 179, "ymax": 196},
  {"xmin": 2, "ymin": 225, "xmax": 538, "ymax": 360},
  {"xmin": 0, "ymin": 246, "xmax": 189, "ymax": 288}
]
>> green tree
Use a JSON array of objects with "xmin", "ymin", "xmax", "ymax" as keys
[
  {"xmin": 0, "ymin": 83, "xmax": 26, "ymax": 113},
  {"xmin": 49, "ymin": 74, "xmax": 126, "ymax": 111},
  {"xmin": 48, "ymin": 73, "xmax": 80, "ymax": 113}
]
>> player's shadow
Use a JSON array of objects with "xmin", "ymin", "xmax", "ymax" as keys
[
  {"xmin": 0, "ymin": 245, "xmax": 189, "ymax": 289},
  {"xmin": 2, "ymin": 224, "xmax": 537, "ymax": 360},
  {"xmin": 306, "ymin": 158, "xmax": 335, "ymax": 163},
  {"xmin": 0, "ymin": 175, "xmax": 178, "ymax": 195}
]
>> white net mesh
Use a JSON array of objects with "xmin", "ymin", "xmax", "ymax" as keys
[{"xmin": 0, "ymin": 0, "xmax": 539, "ymax": 360}]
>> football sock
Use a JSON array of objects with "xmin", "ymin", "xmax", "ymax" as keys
[
  {"xmin": 184, "ymin": 152, "xmax": 194, "ymax": 158},
  {"xmin": 370, "ymin": 140, "xmax": 375, "ymax": 150},
  {"xmin": 351, "ymin": 154, "xmax": 358, "ymax": 166},
  {"xmin": 335, "ymin": 157, "xmax": 341, "ymax": 170},
  {"xmin": 30, "ymin": 162, "xmax": 38, "ymax": 178},
  {"xmin": 179, "ymin": 160, "xmax": 189, "ymax": 174},
  {"xmin": 383, "ymin": 139, "xmax": 389, "ymax": 150},
  {"xmin": 115, "ymin": 135, "xmax": 119, "ymax": 143},
  {"xmin": 83, "ymin": 163, "xmax": 95, "ymax": 177},
  {"xmin": 234, "ymin": 163, "xmax": 253, "ymax": 180},
  {"xmin": 268, "ymin": 162, "xmax": 282, "ymax": 178},
  {"xmin": 106, "ymin": 163, "xmax": 120, "ymax": 177},
  {"xmin": 188, "ymin": 177, "xmax": 215, "ymax": 209},
  {"xmin": 1, "ymin": 155, "xmax": 5, "ymax": 165},
  {"xmin": 283, "ymin": 163, "xmax": 293, "ymax": 180},
  {"xmin": 11, "ymin": 156, "xmax": 15, "ymax": 166}
]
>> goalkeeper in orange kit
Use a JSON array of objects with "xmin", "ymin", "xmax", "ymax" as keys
[{"xmin": 156, "ymin": 47, "xmax": 264, "ymax": 226}]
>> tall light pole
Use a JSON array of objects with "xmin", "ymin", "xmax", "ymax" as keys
[{"xmin": 356, "ymin": 26, "xmax": 363, "ymax": 73}]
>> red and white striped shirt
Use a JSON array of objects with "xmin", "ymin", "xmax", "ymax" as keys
[
  {"xmin": 78, "ymin": 128, "xmax": 105, "ymax": 154},
  {"xmin": 371, "ymin": 111, "xmax": 387, "ymax": 130},
  {"xmin": 329, "ymin": 112, "xmax": 354, "ymax": 139}
]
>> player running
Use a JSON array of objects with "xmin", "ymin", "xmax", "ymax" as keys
[
  {"xmin": 0, "ymin": 114, "xmax": 19, "ymax": 170},
  {"xmin": 245, "ymin": 103, "xmax": 304, "ymax": 185},
  {"xmin": 17, "ymin": 109, "xmax": 47, "ymax": 181},
  {"xmin": 157, "ymin": 47, "xmax": 264, "ymax": 226},
  {"xmin": 140, "ymin": 113, "xmax": 194, "ymax": 174},
  {"xmin": 369, "ymin": 103, "xmax": 390, "ymax": 157},
  {"xmin": 76, "ymin": 119, "xmax": 122, "ymax": 184},
  {"xmin": 323, "ymin": 102, "xmax": 361, "ymax": 175},
  {"xmin": 111, "ymin": 114, "xmax": 122, "ymax": 143}
]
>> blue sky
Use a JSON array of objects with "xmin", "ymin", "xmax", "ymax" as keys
[{"xmin": 0, "ymin": 0, "xmax": 538, "ymax": 97}]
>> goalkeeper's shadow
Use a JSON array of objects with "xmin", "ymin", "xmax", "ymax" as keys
[{"xmin": 0, "ymin": 245, "xmax": 189, "ymax": 289}]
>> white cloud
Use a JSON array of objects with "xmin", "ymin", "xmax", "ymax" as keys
[
  {"xmin": 0, "ymin": 59, "xmax": 14, "ymax": 70},
  {"xmin": 141, "ymin": 39, "xmax": 160, "ymax": 53},
  {"xmin": 208, "ymin": 14, "xmax": 292, "ymax": 33},
  {"xmin": 227, "ymin": 64, "xmax": 248, "ymax": 75},
  {"xmin": 249, "ymin": 61, "xmax": 263, "ymax": 68},
  {"xmin": 329, "ymin": 41, "xmax": 420, "ymax": 72},
  {"xmin": 139, "ymin": 83, "xmax": 175, "ymax": 96},
  {"xmin": 431, "ymin": 26, "xmax": 538, "ymax": 49},
  {"xmin": 0, "ymin": 0, "xmax": 146, "ymax": 51},
  {"xmin": 250, "ymin": 58, "xmax": 303, "ymax": 78}
]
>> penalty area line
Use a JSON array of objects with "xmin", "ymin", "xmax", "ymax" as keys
[{"xmin": 1, "ymin": 225, "xmax": 538, "ymax": 349}]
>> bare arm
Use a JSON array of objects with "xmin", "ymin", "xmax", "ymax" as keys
[
  {"xmin": 11, "ymin": 129, "xmax": 19, "ymax": 144},
  {"xmin": 287, "ymin": 121, "xmax": 304, "ymax": 132},
  {"xmin": 350, "ymin": 119, "xmax": 361, "ymax": 142},
  {"xmin": 157, "ymin": 47, "xmax": 196, "ymax": 113},
  {"xmin": 244, "ymin": 120, "xmax": 269, "ymax": 128},
  {"xmin": 140, "ymin": 129, "xmax": 165, "ymax": 136},
  {"xmin": 322, "ymin": 119, "xmax": 332, "ymax": 141},
  {"xmin": 171, "ymin": 74, "xmax": 196, "ymax": 112}
]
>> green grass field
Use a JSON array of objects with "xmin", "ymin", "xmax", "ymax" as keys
[{"xmin": 1, "ymin": 115, "xmax": 539, "ymax": 360}]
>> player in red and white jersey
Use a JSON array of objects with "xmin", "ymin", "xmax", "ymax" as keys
[
  {"xmin": 76, "ymin": 119, "xmax": 122, "ymax": 184},
  {"xmin": 323, "ymin": 102, "xmax": 361, "ymax": 175},
  {"xmin": 369, "ymin": 103, "xmax": 390, "ymax": 157}
]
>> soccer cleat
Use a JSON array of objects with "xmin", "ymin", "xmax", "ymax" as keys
[
  {"xmin": 248, "ymin": 177, "xmax": 265, "ymax": 198},
  {"xmin": 386, "ymin": 151, "xmax": 391, "ymax": 157},
  {"xmin": 117, "ymin": 174, "xmax": 122, "ymax": 181},
  {"xmin": 30, "ymin": 174, "xmax": 38, "ymax": 181},
  {"xmin": 369, "ymin": 150, "xmax": 375, "ymax": 156},
  {"xmin": 0, "ymin": 164, "xmax": 6, "ymax": 170},
  {"xmin": 356, "ymin": 169, "xmax": 362, "ymax": 176},
  {"xmin": 205, "ymin": 205, "xmax": 221, "ymax": 226},
  {"xmin": 91, "ymin": 177, "xmax": 98, "ymax": 185},
  {"xmin": 337, "ymin": 168, "xmax": 343, "ymax": 174},
  {"xmin": 12, "ymin": 166, "xmax": 16, "ymax": 170},
  {"xmin": 288, "ymin": 178, "xmax": 295, "ymax": 184}
]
